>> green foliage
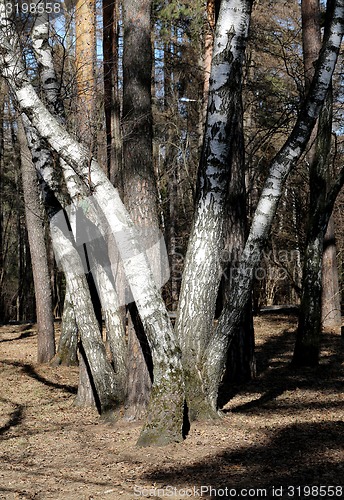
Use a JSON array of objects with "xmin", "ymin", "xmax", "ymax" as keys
[{"xmin": 153, "ymin": 0, "xmax": 204, "ymax": 41}]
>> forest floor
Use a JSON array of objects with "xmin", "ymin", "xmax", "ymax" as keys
[{"xmin": 0, "ymin": 314, "xmax": 344, "ymax": 500}]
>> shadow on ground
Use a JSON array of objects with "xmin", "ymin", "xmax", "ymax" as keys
[
  {"xmin": 1, "ymin": 359, "xmax": 77, "ymax": 394},
  {"xmin": 142, "ymin": 317, "xmax": 344, "ymax": 498},
  {"xmin": 143, "ymin": 420, "xmax": 344, "ymax": 498}
]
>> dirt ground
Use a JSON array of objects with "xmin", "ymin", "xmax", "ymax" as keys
[{"xmin": 1, "ymin": 315, "xmax": 343, "ymax": 500}]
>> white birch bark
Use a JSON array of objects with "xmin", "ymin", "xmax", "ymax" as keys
[
  {"xmin": 50, "ymin": 209, "xmax": 121, "ymax": 413},
  {"xmin": 175, "ymin": 0, "xmax": 253, "ymax": 419},
  {"xmin": 30, "ymin": 10, "xmax": 128, "ymax": 396},
  {"xmin": 20, "ymin": 114, "xmax": 122, "ymax": 409},
  {"xmin": 30, "ymin": 5, "xmax": 64, "ymax": 118},
  {"xmin": 0, "ymin": 6, "xmax": 185, "ymax": 444},
  {"xmin": 21, "ymin": 114, "xmax": 79, "ymax": 367},
  {"xmin": 202, "ymin": 0, "xmax": 344, "ymax": 409}
]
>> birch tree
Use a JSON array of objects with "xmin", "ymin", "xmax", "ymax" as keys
[
  {"xmin": 202, "ymin": 0, "xmax": 344, "ymax": 410},
  {"xmin": 0, "ymin": 2, "xmax": 185, "ymax": 445},
  {"xmin": 293, "ymin": 0, "xmax": 343, "ymax": 365},
  {"xmin": 175, "ymin": 0, "xmax": 254, "ymax": 420},
  {"xmin": 31, "ymin": 7, "xmax": 128, "ymax": 398}
]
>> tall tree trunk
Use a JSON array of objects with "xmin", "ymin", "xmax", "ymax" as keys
[
  {"xmin": 122, "ymin": 0, "xmax": 160, "ymax": 421},
  {"xmin": 17, "ymin": 120, "xmax": 55, "ymax": 362},
  {"xmin": 175, "ymin": 0, "xmax": 254, "ymax": 421},
  {"xmin": 197, "ymin": 0, "xmax": 219, "ymax": 147},
  {"xmin": 75, "ymin": 0, "xmax": 97, "ymax": 151},
  {"xmin": 103, "ymin": 0, "xmax": 122, "ymax": 185},
  {"xmin": 293, "ymin": 0, "xmax": 323, "ymax": 366},
  {"xmin": 293, "ymin": 0, "xmax": 341, "ymax": 365},
  {"xmin": 322, "ymin": 216, "xmax": 341, "ymax": 331},
  {"xmin": 219, "ymin": 86, "xmax": 255, "ymax": 401},
  {"xmin": 293, "ymin": 89, "xmax": 333, "ymax": 366}
]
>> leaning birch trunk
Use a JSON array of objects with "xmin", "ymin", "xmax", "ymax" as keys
[
  {"xmin": 294, "ymin": 0, "xmax": 341, "ymax": 365},
  {"xmin": 20, "ymin": 114, "xmax": 121, "ymax": 412},
  {"xmin": 62, "ymin": 162, "xmax": 128, "ymax": 401},
  {"xmin": 175, "ymin": 0, "xmax": 253, "ymax": 420},
  {"xmin": 31, "ymin": 11, "xmax": 128, "ymax": 395},
  {"xmin": 20, "ymin": 114, "xmax": 79, "ymax": 367},
  {"xmin": 49, "ymin": 205, "xmax": 120, "ymax": 414},
  {"xmin": 201, "ymin": 0, "xmax": 344, "ymax": 410},
  {"xmin": 0, "ymin": 9, "xmax": 185, "ymax": 445}
]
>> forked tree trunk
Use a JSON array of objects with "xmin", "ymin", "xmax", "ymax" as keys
[
  {"xmin": 201, "ymin": 0, "xmax": 344, "ymax": 409},
  {"xmin": 175, "ymin": 0, "xmax": 253, "ymax": 421}
]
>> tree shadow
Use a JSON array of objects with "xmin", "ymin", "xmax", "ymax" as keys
[
  {"xmin": 0, "ymin": 398, "xmax": 25, "ymax": 435},
  {"xmin": 221, "ymin": 315, "xmax": 343, "ymax": 412},
  {"xmin": 142, "ymin": 421, "xmax": 344, "ymax": 497},
  {"xmin": 0, "ymin": 330, "xmax": 36, "ymax": 342},
  {"xmin": 1, "ymin": 360, "xmax": 77, "ymax": 394}
]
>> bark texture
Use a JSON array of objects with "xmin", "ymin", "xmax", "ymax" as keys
[
  {"xmin": 103, "ymin": 0, "xmax": 122, "ymax": 184},
  {"xmin": 201, "ymin": 0, "xmax": 344, "ymax": 408},
  {"xmin": 122, "ymin": 0, "xmax": 171, "ymax": 424},
  {"xmin": 51, "ymin": 284, "xmax": 78, "ymax": 366},
  {"xmin": 175, "ymin": 0, "xmax": 253, "ymax": 420},
  {"xmin": 18, "ymin": 120, "xmax": 55, "ymax": 363},
  {"xmin": 321, "ymin": 217, "xmax": 341, "ymax": 331},
  {"xmin": 75, "ymin": 0, "xmax": 97, "ymax": 148},
  {"xmin": 294, "ymin": 0, "xmax": 342, "ymax": 365},
  {"xmin": 30, "ymin": 11, "xmax": 128, "ymax": 399}
]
